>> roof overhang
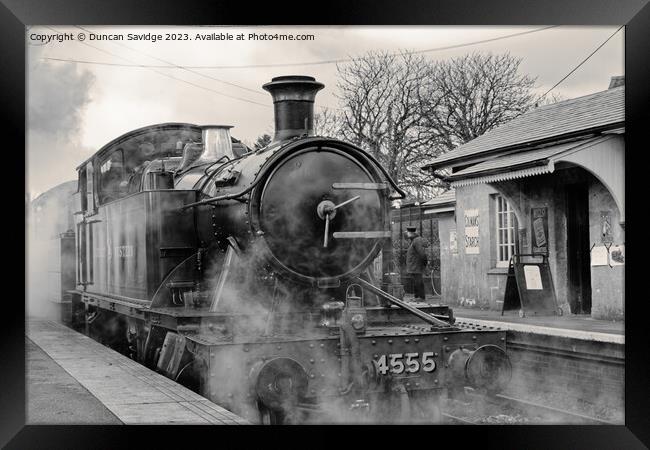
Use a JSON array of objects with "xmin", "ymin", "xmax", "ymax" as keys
[
  {"xmin": 448, "ymin": 136, "xmax": 608, "ymax": 186},
  {"xmin": 450, "ymin": 164, "xmax": 553, "ymax": 187},
  {"xmin": 447, "ymin": 134, "xmax": 625, "ymax": 224}
]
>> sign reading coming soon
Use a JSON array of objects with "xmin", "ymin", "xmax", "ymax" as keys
[{"xmin": 464, "ymin": 209, "xmax": 480, "ymax": 254}]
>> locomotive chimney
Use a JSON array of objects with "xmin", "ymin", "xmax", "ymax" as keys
[
  {"xmin": 263, "ymin": 75, "xmax": 325, "ymax": 143},
  {"xmin": 178, "ymin": 125, "xmax": 234, "ymax": 172}
]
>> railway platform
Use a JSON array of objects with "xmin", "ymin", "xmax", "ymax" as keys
[
  {"xmin": 404, "ymin": 293, "xmax": 623, "ymax": 342},
  {"xmin": 451, "ymin": 305, "xmax": 623, "ymax": 344},
  {"xmin": 26, "ymin": 320, "xmax": 249, "ymax": 425}
]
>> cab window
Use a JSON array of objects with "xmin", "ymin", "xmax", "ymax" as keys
[
  {"xmin": 98, "ymin": 149, "xmax": 126, "ymax": 204},
  {"xmin": 86, "ymin": 162, "xmax": 96, "ymax": 212}
]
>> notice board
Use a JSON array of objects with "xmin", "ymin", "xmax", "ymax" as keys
[
  {"xmin": 502, "ymin": 254, "xmax": 559, "ymax": 316},
  {"xmin": 464, "ymin": 209, "xmax": 480, "ymax": 254},
  {"xmin": 531, "ymin": 207, "xmax": 549, "ymax": 254}
]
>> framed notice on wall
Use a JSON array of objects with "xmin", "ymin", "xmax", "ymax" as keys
[
  {"xmin": 531, "ymin": 207, "xmax": 549, "ymax": 254},
  {"xmin": 449, "ymin": 230, "xmax": 458, "ymax": 254},
  {"xmin": 464, "ymin": 209, "xmax": 479, "ymax": 254}
]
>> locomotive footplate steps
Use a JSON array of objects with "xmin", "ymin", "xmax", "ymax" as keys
[{"xmin": 26, "ymin": 320, "xmax": 249, "ymax": 425}]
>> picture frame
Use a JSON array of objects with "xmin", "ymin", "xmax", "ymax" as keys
[{"xmin": 3, "ymin": 0, "xmax": 648, "ymax": 447}]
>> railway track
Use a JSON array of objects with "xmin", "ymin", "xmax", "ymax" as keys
[
  {"xmin": 493, "ymin": 393, "xmax": 617, "ymax": 424},
  {"xmin": 442, "ymin": 391, "xmax": 617, "ymax": 425},
  {"xmin": 442, "ymin": 412, "xmax": 477, "ymax": 424}
]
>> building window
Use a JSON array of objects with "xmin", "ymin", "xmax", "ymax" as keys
[{"xmin": 495, "ymin": 195, "xmax": 516, "ymax": 267}]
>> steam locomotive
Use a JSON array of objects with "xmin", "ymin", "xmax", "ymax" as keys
[{"xmin": 42, "ymin": 75, "xmax": 511, "ymax": 423}]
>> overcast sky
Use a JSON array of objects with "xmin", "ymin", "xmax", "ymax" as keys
[{"xmin": 26, "ymin": 25, "xmax": 624, "ymax": 198}]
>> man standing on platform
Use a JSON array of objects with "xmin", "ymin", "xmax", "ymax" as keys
[{"xmin": 405, "ymin": 226, "xmax": 428, "ymax": 301}]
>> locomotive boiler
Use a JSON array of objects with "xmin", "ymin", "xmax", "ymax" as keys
[{"xmin": 62, "ymin": 75, "xmax": 511, "ymax": 424}]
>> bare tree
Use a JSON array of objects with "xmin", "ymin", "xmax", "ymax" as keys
[
  {"xmin": 424, "ymin": 52, "xmax": 537, "ymax": 151},
  {"xmin": 336, "ymin": 51, "xmax": 447, "ymax": 199},
  {"xmin": 313, "ymin": 107, "xmax": 343, "ymax": 138},
  {"xmin": 253, "ymin": 133, "xmax": 272, "ymax": 150},
  {"xmin": 332, "ymin": 51, "xmax": 537, "ymax": 199}
]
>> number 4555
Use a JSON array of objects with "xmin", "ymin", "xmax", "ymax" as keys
[{"xmin": 375, "ymin": 352, "xmax": 436, "ymax": 375}]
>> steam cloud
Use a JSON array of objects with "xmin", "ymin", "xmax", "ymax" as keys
[
  {"xmin": 26, "ymin": 44, "xmax": 95, "ymax": 320},
  {"xmin": 27, "ymin": 44, "xmax": 95, "ymax": 198}
]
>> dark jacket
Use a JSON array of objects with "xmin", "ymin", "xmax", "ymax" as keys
[{"xmin": 406, "ymin": 235, "xmax": 428, "ymax": 274}]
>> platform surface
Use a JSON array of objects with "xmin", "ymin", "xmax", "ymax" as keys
[
  {"xmin": 451, "ymin": 306, "xmax": 624, "ymax": 344},
  {"xmin": 27, "ymin": 337, "xmax": 122, "ymax": 424},
  {"xmin": 26, "ymin": 320, "xmax": 249, "ymax": 425}
]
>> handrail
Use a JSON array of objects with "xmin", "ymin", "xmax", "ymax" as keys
[{"xmin": 353, "ymin": 277, "xmax": 452, "ymax": 328}]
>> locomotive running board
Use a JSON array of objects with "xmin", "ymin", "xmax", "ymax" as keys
[
  {"xmin": 353, "ymin": 277, "xmax": 452, "ymax": 328},
  {"xmin": 333, "ymin": 231, "xmax": 391, "ymax": 239}
]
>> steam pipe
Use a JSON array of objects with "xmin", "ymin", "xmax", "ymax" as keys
[{"xmin": 179, "ymin": 174, "xmax": 265, "ymax": 210}]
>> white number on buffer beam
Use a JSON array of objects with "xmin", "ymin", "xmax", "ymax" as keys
[{"xmin": 375, "ymin": 352, "xmax": 436, "ymax": 375}]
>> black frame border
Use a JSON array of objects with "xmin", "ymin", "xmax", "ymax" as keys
[{"xmin": 3, "ymin": 0, "xmax": 649, "ymax": 448}]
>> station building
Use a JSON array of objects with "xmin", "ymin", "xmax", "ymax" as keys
[{"xmin": 422, "ymin": 78, "xmax": 625, "ymax": 320}]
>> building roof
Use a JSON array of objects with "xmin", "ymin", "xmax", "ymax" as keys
[
  {"xmin": 421, "ymin": 189, "xmax": 456, "ymax": 206},
  {"xmin": 448, "ymin": 135, "xmax": 616, "ymax": 188},
  {"xmin": 422, "ymin": 86, "xmax": 624, "ymax": 171},
  {"xmin": 421, "ymin": 189, "xmax": 456, "ymax": 215},
  {"xmin": 448, "ymin": 137, "xmax": 603, "ymax": 180}
]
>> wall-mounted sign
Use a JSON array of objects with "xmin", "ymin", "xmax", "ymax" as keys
[
  {"xmin": 610, "ymin": 244, "xmax": 625, "ymax": 266},
  {"xmin": 531, "ymin": 207, "xmax": 549, "ymax": 254},
  {"xmin": 591, "ymin": 246, "xmax": 608, "ymax": 266},
  {"xmin": 450, "ymin": 230, "xmax": 458, "ymax": 254},
  {"xmin": 464, "ymin": 209, "xmax": 479, "ymax": 254},
  {"xmin": 601, "ymin": 211, "xmax": 613, "ymax": 244}
]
